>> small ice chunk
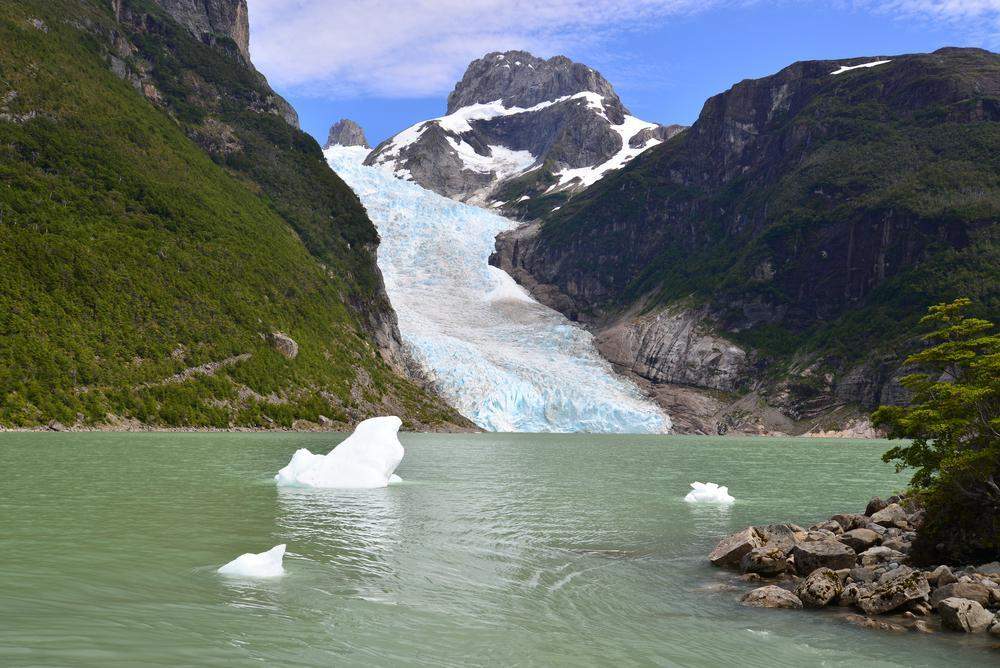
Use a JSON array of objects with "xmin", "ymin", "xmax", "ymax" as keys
[
  {"xmin": 218, "ymin": 544, "xmax": 285, "ymax": 577},
  {"xmin": 684, "ymin": 481, "xmax": 735, "ymax": 504},
  {"xmin": 274, "ymin": 416, "xmax": 404, "ymax": 489}
]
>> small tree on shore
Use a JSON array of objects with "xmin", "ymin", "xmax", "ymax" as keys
[{"xmin": 873, "ymin": 298, "xmax": 1000, "ymax": 564}]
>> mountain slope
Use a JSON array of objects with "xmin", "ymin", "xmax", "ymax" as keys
[
  {"xmin": 494, "ymin": 48, "xmax": 1000, "ymax": 434},
  {"xmin": 0, "ymin": 0, "xmax": 468, "ymax": 430},
  {"xmin": 365, "ymin": 50, "xmax": 683, "ymax": 219}
]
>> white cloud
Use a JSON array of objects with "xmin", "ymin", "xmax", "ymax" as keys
[
  {"xmin": 857, "ymin": 0, "xmax": 1000, "ymax": 44},
  {"xmin": 246, "ymin": 0, "xmax": 1000, "ymax": 101},
  {"xmin": 246, "ymin": 0, "xmax": 723, "ymax": 98}
]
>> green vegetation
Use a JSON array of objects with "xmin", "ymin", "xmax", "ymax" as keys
[
  {"xmin": 874, "ymin": 299, "xmax": 1000, "ymax": 564},
  {"xmin": 536, "ymin": 50, "xmax": 1000, "ymax": 370},
  {"xmin": 0, "ymin": 1, "xmax": 464, "ymax": 429}
]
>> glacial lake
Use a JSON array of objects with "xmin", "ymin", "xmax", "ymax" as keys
[{"xmin": 2, "ymin": 432, "xmax": 995, "ymax": 666}]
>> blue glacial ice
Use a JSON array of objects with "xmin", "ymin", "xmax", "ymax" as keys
[{"xmin": 325, "ymin": 146, "xmax": 670, "ymax": 434}]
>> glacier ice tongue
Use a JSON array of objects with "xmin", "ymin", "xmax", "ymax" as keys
[
  {"xmin": 218, "ymin": 544, "xmax": 286, "ymax": 577},
  {"xmin": 684, "ymin": 482, "xmax": 735, "ymax": 504},
  {"xmin": 325, "ymin": 146, "xmax": 670, "ymax": 434},
  {"xmin": 274, "ymin": 416, "xmax": 404, "ymax": 489}
]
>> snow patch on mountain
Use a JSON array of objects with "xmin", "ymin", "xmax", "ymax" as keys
[{"xmin": 831, "ymin": 59, "xmax": 892, "ymax": 75}]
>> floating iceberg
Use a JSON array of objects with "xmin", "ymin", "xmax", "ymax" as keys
[
  {"xmin": 684, "ymin": 482, "xmax": 735, "ymax": 504},
  {"xmin": 218, "ymin": 544, "xmax": 286, "ymax": 577},
  {"xmin": 324, "ymin": 146, "xmax": 670, "ymax": 434},
  {"xmin": 275, "ymin": 416, "xmax": 404, "ymax": 489}
]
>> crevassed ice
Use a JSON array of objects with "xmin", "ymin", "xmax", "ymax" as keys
[{"xmin": 326, "ymin": 146, "xmax": 670, "ymax": 434}]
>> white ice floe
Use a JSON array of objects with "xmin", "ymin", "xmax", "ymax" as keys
[
  {"xmin": 684, "ymin": 482, "xmax": 735, "ymax": 504},
  {"xmin": 274, "ymin": 416, "xmax": 405, "ymax": 489},
  {"xmin": 218, "ymin": 544, "xmax": 286, "ymax": 577},
  {"xmin": 324, "ymin": 147, "xmax": 670, "ymax": 433},
  {"xmin": 830, "ymin": 60, "xmax": 891, "ymax": 76}
]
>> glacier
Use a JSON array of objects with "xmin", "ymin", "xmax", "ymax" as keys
[{"xmin": 326, "ymin": 146, "xmax": 670, "ymax": 434}]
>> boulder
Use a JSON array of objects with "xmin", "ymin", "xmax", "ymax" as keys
[
  {"xmin": 796, "ymin": 567, "xmax": 843, "ymax": 607},
  {"xmin": 858, "ymin": 546, "xmax": 905, "ymax": 567},
  {"xmin": 831, "ymin": 513, "xmax": 868, "ymax": 531},
  {"xmin": 838, "ymin": 528, "xmax": 880, "ymax": 552},
  {"xmin": 793, "ymin": 540, "xmax": 857, "ymax": 575},
  {"xmin": 930, "ymin": 582, "xmax": 992, "ymax": 608},
  {"xmin": 740, "ymin": 546, "xmax": 789, "ymax": 576},
  {"xmin": 754, "ymin": 524, "xmax": 799, "ymax": 554},
  {"xmin": 938, "ymin": 597, "xmax": 994, "ymax": 633},
  {"xmin": 740, "ymin": 585, "xmax": 803, "ymax": 609},
  {"xmin": 46, "ymin": 419, "xmax": 66, "ymax": 432},
  {"xmin": 843, "ymin": 614, "xmax": 907, "ymax": 633},
  {"xmin": 865, "ymin": 497, "xmax": 888, "ymax": 516},
  {"xmin": 839, "ymin": 582, "xmax": 861, "ymax": 607},
  {"xmin": 849, "ymin": 566, "xmax": 878, "ymax": 583},
  {"xmin": 709, "ymin": 527, "xmax": 762, "ymax": 567},
  {"xmin": 267, "ymin": 332, "xmax": 299, "ymax": 359},
  {"xmin": 317, "ymin": 415, "xmax": 334, "ymax": 428},
  {"xmin": 928, "ymin": 565, "xmax": 958, "ymax": 587},
  {"xmin": 977, "ymin": 561, "xmax": 1000, "ymax": 576},
  {"xmin": 812, "ymin": 520, "xmax": 844, "ymax": 535},
  {"xmin": 856, "ymin": 566, "xmax": 930, "ymax": 615},
  {"xmin": 881, "ymin": 537, "xmax": 910, "ymax": 553},
  {"xmin": 990, "ymin": 618, "xmax": 1000, "ymax": 636},
  {"xmin": 870, "ymin": 503, "xmax": 907, "ymax": 528},
  {"xmin": 912, "ymin": 620, "xmax": 934, "ymax": 634}
]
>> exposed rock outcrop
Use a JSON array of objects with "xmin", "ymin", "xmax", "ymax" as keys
[
  {"xmin": 366, "ymin": 50, "xmax": 683, "ymax": 216},
  {"xmin": 151, "ymin": 0, "xmax": 250, "ymax": 60},
  {"xmin": 325, "ymin": 118, "xmax": 369, "ymax": 149}
]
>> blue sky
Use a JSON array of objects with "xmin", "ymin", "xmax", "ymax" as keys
[{"xmin": 247, "ymin": 1, "xmax": 1000, "ymax": 146}]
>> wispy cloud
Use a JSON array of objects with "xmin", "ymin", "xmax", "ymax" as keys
[
  {"xmin": 246, "ymin": 0, "xmax": 725, "ymax": 98},
  {"xmin": 246, "ymin": 0, "xmax": 1000, "ymax": 101},
  {"xmin": 858, "ymin": 0, "xmax": 1000, "ymax": 44}
]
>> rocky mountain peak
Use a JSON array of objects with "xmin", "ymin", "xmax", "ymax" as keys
[
  {"xmin": 151, "ymin": 0, "xmax": 250, "ymax": 61},
  {"xmin": 324, "ymin": 119, "xmax": 370, "ymax": 149},
  {"xmin": 446, "ymin": 50, "xmax": 622, "ymax": 114}
]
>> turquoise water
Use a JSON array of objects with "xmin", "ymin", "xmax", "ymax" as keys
[{"xmin": 1, "ymin": 432, "xmax": 995, "ymax": 666}]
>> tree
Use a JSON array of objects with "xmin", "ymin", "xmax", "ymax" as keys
[{"xmin": 873, "ymin": 298, "xmax": 1000, "ymax": 564}]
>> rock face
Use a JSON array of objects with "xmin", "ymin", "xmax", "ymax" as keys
[
  {"xmin": 493, "ymin": 48, "xmax": 1000, "ymax": 433},
  {"xmin": 740, "ymin": 586, "xmax": 803, "ymax": 609},
  {"xmin": 325, "ymin": 119, "xmax": 369, "ymax": 149},
  {"xmin": 151, "ymin": 0, "xmax": 250, "ymax": 61},
  {"xmin": 366, "ymin": 50, "xmax": 682, "ymax": 215},
  {"xmin": 938, "ymin": 597, "xmax": 994, "ymax": 633}
]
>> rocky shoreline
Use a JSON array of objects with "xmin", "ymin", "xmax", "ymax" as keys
[{"xmin": 709, "ymin": 496, "xmax": 1000, "ymax": 646}]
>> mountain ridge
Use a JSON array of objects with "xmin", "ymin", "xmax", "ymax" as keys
[{"xmin": 493, "ymin": 47, "xmax": 1000, "ymax": 434}]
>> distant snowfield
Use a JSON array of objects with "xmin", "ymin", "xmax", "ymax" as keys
[
  {"xmin": 326, "ymin": 146, "xmax": 670, "ymax": 433},
  {"xmin": 831, "ymin": 60, "xmax": 891, "ymax": 75}
]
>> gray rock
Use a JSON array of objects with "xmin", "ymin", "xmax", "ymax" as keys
[
  {"xmin": 324, "ymin": 119, "xmax": 369, "ymax": 149},
  {"xmin": 839, "ymin": 582, "xmax": 861, "ymax": 606},
  {"xmin": 830, "ymin": 513, "xmax": 868, "ymax": 531},
  {"xmin": 843, "ymin": 614, "xmax": 907, "ymax": 633},
  {"xmin": 754, "ymin": 524, "xmax": 800, "ymax": 555},
  {"xmin": 938, "ymin": 597, "xmax": 994, "ymax": 633},
  {"xmin": 928, "ymin": 565, "xmax": 956, "ymax": 586},
  {"xmin": 46, "ymin": 420, "xmax": 66, "ymax": 432},
  {"xmin": 741, "ymin": 546, "xmax": 789, "ymax": 576},
  {"xmin": 796, "ymin": 567, "xmax": 843, "ymax": 607},
  {"xmin": 870, "ymin": 503, "xmax": 907, "ymax": 528},
  {"xmin": 865, "ymin": 497, "xmax": 888, "ymax": 516},
  {"xmin": 880, "ymin": 537, "xmax": 910, "ymax": 553},
  {"xmin": 913, "ymin": 620, "xmax": 935, "ymax": 634},
  {"xmin": 709, "ymin": 527, "xmax": 762, "ymax": 567},
  {"xmin": 268, "ymin": 332, "xmax": 299, "ymax": 359},
  {"xmin": 930, "ymin": 582, "xmax": 992, "ymax": 608},
  {"xmin": 317, "ymin": 415, "xmax": 334, "ymax": 428},
  {"xmin": 813, "ymin": 520, "xmax": 844, "ymax": 535},
  {"xmin": 856, "ymin": 566, "xmax": 930, "ymax": 615},
  {"xmin": 838, "ymin": 528, "xmax": 880, "ymax": 552},
  {"xmin": 792, "ymin": 540, "xmax": 857, "ymax": 575},
  {"xmin": 151, "ymin": 0, "xmax": 251, "ymax": 61},
  {"xmin": 858, "ymin": 546, "xmax": 905, "ymax": 566},
  {"xmin": 977, "ymin": 561, "xmax": 1000, "ymax": 575},
  {"xmin": 849, "ymin": 566, "xmax": 878, "ymax": 583},
  {"xmin": 740, "ymin": 585, "xmax": 803, "ymax": 609}
]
